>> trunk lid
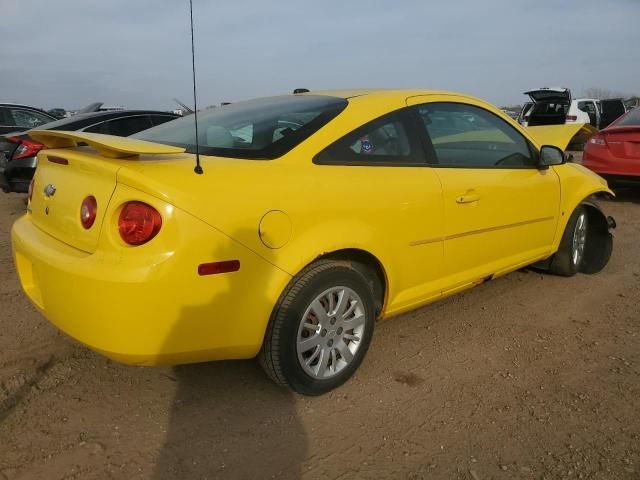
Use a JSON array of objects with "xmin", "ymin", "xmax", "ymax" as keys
[
  {"xmin": 30, "ymin": 150, "xmax": 120, "ymax": 252},
  {"xmin": 26, "ymin": 130, "xmax": 185, "ymax": 253},
  {"xmin": 603, "ymin": 126, "xmax": 640, "ymax": 159},
  {"xmin": 525, "ymin": 87, "xmax": 571, "ymax": 104}
]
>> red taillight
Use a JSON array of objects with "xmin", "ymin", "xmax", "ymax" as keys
[
  {"xmin": 589, "ymin": 134, "xmax": 606, "ymax": 146},
  {"xmin": 7, "ymin": 136, "xmax": 45, "ymax": 160},
  {"xmin": 118, "ymin": 201, "xmax": 162, "ymax": 245},
  {"xmin": 566, "ymin": 115, "xmax": 578, "ymax": 121},
  {"xmin": 198, "ymin": 260, "xmax": 240, "ymax": 276},
  {"xmin": 80, "ymin": 196, "xmax": 97, "ymax": 229},
  {"xmin": 28, "ymin": 178, "xmax": 35, "ymax": 203}
]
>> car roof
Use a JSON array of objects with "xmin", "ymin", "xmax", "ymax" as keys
[
  {"xmin": 297, "ymin": 88, "xmax": 484, "ymax": 102},
  {"xmin": 0, "ymin": 103, "xmax": 56, "ymax": 116},
  {"xmin": 0, "ymin": 102, "xmax": 45, "ymax": 108}
]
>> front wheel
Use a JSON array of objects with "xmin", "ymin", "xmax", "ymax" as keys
[
  {"xmin": 259, "ymin": 260, "xmax": 376, "ymax": 395},
  {"xmin": 549, "ymin": 206, "xmax": 588, "ymax": 276}
]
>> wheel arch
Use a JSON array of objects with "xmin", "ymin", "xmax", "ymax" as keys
[
  {"xmin": 579, "ymin": 199, "xmax": 615, "ymax": 274},
  {"xmin": 315, "ymin": 248, "xmax": 388, "ymax": 318},
  {"xmin": 273, "ymin": 247, "xmax": 389, "ymax": 322}
]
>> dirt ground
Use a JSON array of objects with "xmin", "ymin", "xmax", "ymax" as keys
[{"xmin": 0, "ymin": 189, "xmax": 639, "ymax": 480}]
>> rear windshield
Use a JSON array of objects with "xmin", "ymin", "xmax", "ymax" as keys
[
  {"xmin": 133, "ymin": 95, "xmax": 348, "ymax": 159},
  {"xmin": 615, "ymin": 108, "xmax": 640, "ymax": 126}
]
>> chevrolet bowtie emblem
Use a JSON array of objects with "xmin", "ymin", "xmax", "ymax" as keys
[{"xmin": 44, "ymin": 184, "xmax": 56, "ymax": 198}]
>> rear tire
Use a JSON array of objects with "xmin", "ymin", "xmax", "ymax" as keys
[
  {"xmin": 549, "ymin": 206, "xmax": 588, "ymax": 276},
  {"xmin": 259, "ymin": 260, "xmax": 376, "ymax": 395}
]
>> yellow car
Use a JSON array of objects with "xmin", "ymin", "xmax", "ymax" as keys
[{"xmin": 11, "ymin": 89, "xmax": 615, "ymax": 395}]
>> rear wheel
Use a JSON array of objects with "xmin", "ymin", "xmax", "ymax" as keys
[
  {"xmin": 549, "ymin": 206, "xmax": 588, "ymax": 276},
  {"xmin": 259, "ymin": 260, "xmax": 376, "ymax": 395}
]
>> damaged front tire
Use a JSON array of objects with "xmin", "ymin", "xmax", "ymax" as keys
[{"xmin": 549, "ymin": 202, "xmax": 614, "ymax": 276}]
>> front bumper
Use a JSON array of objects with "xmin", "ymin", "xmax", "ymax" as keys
[{"xmin": 11, "ymin": 209, "xmax": 291, "ymax": 365}]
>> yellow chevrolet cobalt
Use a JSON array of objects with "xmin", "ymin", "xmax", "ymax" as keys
[{"xmin": 12, "ymin": 90, "xmax": 615, "ymax": 395}]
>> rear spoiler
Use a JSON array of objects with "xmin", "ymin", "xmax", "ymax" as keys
[
  {"xmin": 526, "ymin": 123, "xmax": 597, "ymax": 151},
  {"xmin": 28, "ymin": 130, "xmax": 185, "ymax": 159}
]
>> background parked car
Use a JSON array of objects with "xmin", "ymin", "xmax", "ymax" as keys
[
  {"xmin": 0, "ymin": 110, "xmax": 179, "ymax": 193},
  {"xmin": 583, "ymin": 107, "xmax": 640, "ymax": 186},
  {"xmin": 520, "ymin": 90, "xmax": 626, "ymax": 130},
  {"xmin": 517, "ymin": 102, "xmax": 533, "ymax": 125},
  {"xmin": 520, "ymin": 88, "xmax": 591, "ymax": 127},
  {"xmin": 0, "ymin": 103, "xmax": 57, "ymax": 134},
  {"xmin": 47, "ymin": 108, "xmax": 67, "ymax": 119},
  {"xmin": 573, "ymin": 98, "xmax": 626, "ymax": 130}
]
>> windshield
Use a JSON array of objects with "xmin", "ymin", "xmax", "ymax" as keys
[
  {"xmin": 614, "ymin": 107, "xmax": 640, "ymax": 127},
  {"xmin": 133, "ymin": 95, "xmax": 348, "ymax": 159}
]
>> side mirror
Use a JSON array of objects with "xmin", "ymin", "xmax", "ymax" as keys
[{"xmin": 539, "ymin": 145, "xmax": 565, "ymax": 169}]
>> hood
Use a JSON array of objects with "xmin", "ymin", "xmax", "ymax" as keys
[
  {"xmin": 524, "ymin": 87, "xmax": 571, "ymax": 104},
  {"xmin": 526, "ymin": 123, "xmax": 597, "ymax": 151}
]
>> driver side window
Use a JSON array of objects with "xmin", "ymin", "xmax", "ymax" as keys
[{"xmin": 416, "ymin": 103, "xmax": 536, "ymax": 168}]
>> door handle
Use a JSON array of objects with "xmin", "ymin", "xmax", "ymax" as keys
[{"xmin": 456, "ymin": 192, "xmax": 480, "ymax": 204}]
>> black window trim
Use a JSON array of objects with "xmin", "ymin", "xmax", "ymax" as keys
[
  {"xmin": 81, "ymin": 114, "xmax": 154, "ymax": 134},
  {"xmin": 313, "ymin": 107, "xmax": 429, "ymax": 167},
  {"xmin": 410, "ymin": 101, "xmax": 540, "ymax": 170}
]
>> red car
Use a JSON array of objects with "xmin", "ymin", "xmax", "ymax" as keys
[{"xmin": 583, "ymin": 107, "xmax": 640, "ymax": 186}]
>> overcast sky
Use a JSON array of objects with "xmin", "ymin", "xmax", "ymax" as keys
[{"xmin": 2, "ymin": 0, "xmax": 638, "ymax": 110}]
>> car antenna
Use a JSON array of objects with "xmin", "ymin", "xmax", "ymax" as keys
[
  {"xmin": 189, "ymin": 0, "xmax": 203, "ymax": 174},
  {"xmin": 173, "ymin": 98, "xmax": 194, "ymax": 115}
]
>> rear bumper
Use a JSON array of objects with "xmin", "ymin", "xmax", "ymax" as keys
[
  {"xmin": 583, "ymin": 146, "xmax": 640, "ymax": 180},
  {"xmin": 0, "ymin": 156, "xmax": 36, "ymax": 193},
  {"xmin": 11, "ymin": 211, "xmax": 291, "ymax": 365}
]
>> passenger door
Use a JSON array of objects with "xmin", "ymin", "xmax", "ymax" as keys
[
  {"xmin": 314, "ymin": 109, "xmax": 444, "ymax": 312},
  {"xmin": 407, "ymin": 97, "xmax": 560, "ymax": 293},
  {"xmin": 600, "ymin": 100, "xmax": 626, "ymax": 129}
]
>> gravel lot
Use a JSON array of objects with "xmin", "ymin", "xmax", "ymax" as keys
[{"xmin": 1, "ymin": 190, "xmax": 639, "ymax": 480}]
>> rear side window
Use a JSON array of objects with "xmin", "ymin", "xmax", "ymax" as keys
[
  {"xmin": 105, "ymin": 116, "xmax": 153, "ymax": 136},
  {"xmin": 578, "ymin": 101, "xmax": 597, "ymax": 114},
  {"xmin": 314, "ymin": 110, "xmax": 425, "ymax": 165},
  {"xmin": 149, "ymin": 115, "xmax": 176, "ymax": 127},
  {"xmin": 0, "ymin": 108, "xmax": 12, "ymax": 126},
  {"xmin": 134, "ymin": 95, "xmax": 348, "ymax": 159},
  {"xmin": 416, "ymin": 103, "xmax": 536, "ymax": 168},
  {"xmin": 10, "ymin": 109, "xmax": 53, "ymax": 128}
]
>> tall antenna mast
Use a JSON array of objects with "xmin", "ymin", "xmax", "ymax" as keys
[{"xmin": 189, "ymin": 0, "xmax": 203, "ymax": 174}]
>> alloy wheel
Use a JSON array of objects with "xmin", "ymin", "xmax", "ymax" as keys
[
  {"xmin": 296, "ymin": 286, "xmax": 366, "ymax": 379},
  {"xmin": 572, "ymin": 212, "xmax": 588, "ymax": 266}
]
